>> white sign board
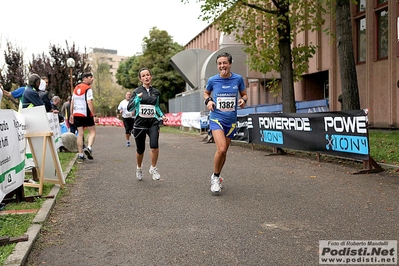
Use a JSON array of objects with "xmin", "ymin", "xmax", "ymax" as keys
[
  {"xmin": 20, "ymin": 106, "xmax": 65, "ymax": 184},
  {"xmin": 0, "ymin": 110, "xmax": 26, "ymax": 203},
  {"xmin": 181, "ymin": 112, "xmax": 201, "ymax": 129},
  {"xmin": 48, "ymin": 113, "xmax": 63, "ymax": 149}
]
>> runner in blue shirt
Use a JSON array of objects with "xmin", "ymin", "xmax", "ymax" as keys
[{"xmin": 204, "ymin": 52, "xmax": 248, "ymax": 194}]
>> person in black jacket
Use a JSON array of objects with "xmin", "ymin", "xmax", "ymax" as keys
[
  {"xmin": 38, "ymin": 76, "xmax": 52, "ymax": 112},
  {"xmin": 128, "ymin": 68, "xmax": 168, "ymax": 181},
  {"xmin": 22, "ymin": 74, "xmax": 45, "ymax": 109}
]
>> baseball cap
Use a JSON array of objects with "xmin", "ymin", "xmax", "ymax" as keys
[{"xmin": 82, "ymin": 72, "xmax": 93, "ymax": 79}]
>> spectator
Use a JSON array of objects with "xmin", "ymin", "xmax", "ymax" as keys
[
  {"xmin": 61, "ymin": 96, "xmax": 75, "ymax": 132},
  {"xmin": 2, "ymin": 86, "xmax": 26, "ymax": 110},
  {"xmin": 51, "ymin": 95, "xmax": 64, "ymax": 123},
  {"xmin": 61, "ymin": 96, "xmax": 70, "ymax": 117},
  {"xmin": 21, "ymin": 74, "xmax": 45, "ymax": 109},
  {"xmin": 38, "ymin": 77, "xmax": 52, "ymax": 112}
]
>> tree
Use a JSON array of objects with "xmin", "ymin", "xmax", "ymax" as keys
[
  {"xmin": 92, "ymin": 59, "xmax": 125, "ymax": 117},
  {"xmin": 116, "ymin": 27, "xmax": 186, "ymax": 112},
  {"xmin": 30, "ymin": 42, "xmax": 90, "ymax": 101},
  {"xmin": 115, "ymin": 55, "xmax": 140, "ymax": 89},
  {"xmin": 335, "ymin": 0, "xmax": 360, "ymax": 110},
  {"xmin": 0, "ymin": 41, "xmax": 28, "ymax": 109},
  {"xmin": 183, "ymin": 0, "xmax": 325, "ymax": 113}
]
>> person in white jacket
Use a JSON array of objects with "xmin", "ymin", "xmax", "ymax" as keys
[{"xmin": 117, "ymin": 91, "xmax": 134, "ymax": 147}]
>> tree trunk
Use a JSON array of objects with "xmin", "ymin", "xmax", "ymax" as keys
[
  {"xmin": 278, "ymin": 5, "xmax": 296, "ymax": 113},
  {"xmin": 336, "ymin": 0, "xmax": 360, "ymax": 111}
]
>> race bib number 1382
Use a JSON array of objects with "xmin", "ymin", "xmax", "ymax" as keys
[{"xmin": 216, "ymin": 97, "xmax": 235, "ymax": 112}]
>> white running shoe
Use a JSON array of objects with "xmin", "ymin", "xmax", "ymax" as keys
[
  {"xmin": 219, "ymin": 177, "xmax": 224, "ymax": 189},
  {"xmin": 210, "ymin": 174, "xmax": 221, "ymax": 193},
  {"xmin": 149, "ymin": 166, "xmax": 160, "ymax": 180},
  {"xmin": 136, "ymin": 168, "xmax": 143, "ymax": 181}
]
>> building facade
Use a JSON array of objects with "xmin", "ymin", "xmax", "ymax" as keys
[
  {"xmin": 88, "ymin": 48, "xmax": 128, "ymax": 86},
  {"xmin": 178, "ymin": 0, "xmax": 397, "ymax": 128}
]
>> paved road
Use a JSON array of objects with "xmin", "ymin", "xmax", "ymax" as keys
[{"xmin": 24, "ymin": 126, "xmax": 399, "ymax": 266}]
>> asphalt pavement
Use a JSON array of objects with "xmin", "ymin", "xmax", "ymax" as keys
[{"xmin": 5, "ymin": 125, "xmax": 399, "ymax": 266}]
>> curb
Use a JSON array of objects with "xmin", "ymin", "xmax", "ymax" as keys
[{"xmin": 4, "ymin": 154, "xmax": 77, "ymax": 266}]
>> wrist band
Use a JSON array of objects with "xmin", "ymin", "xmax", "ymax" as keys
[
  {"xmin": 204, "ymin": 97, "xmax": 213, "ymax": 105},
  {"xmin": 241, "ymin": 98, "xmax": 247, "ymax": 103}
]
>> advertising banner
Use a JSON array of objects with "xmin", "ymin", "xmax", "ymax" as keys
[
  {"xmin": 233, "ymin": 115, "xmax": 252, "ymax": 143},
  {"xmin": 0, "ymin": 110, "xmax": 26, "ymax": 203},
  {"xmin": 250, "ymin": 110, "xmax": 369, "ymax": 160},
  {"xmin": 164, "ymin": 112, "xmax": 182, "ymax": 127},
  {"xmin": 181, "ymin": 112, "xmax": 201, "ymax": 129}
]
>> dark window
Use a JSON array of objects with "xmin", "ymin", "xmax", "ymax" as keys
[
  {"xmin": 354, "ymin": 1, "xmax": 366, "ymax": 63},
  {"xmin": 357, "ymin": 0, "xmax": 366, "ymax": 12},
  {"xmin": 357, "ymin": 18, "xmax": 367, "ymax": 62},
  {"xmin": 375, "ymin": 1, "xmax": 388, "ymax": 59}
]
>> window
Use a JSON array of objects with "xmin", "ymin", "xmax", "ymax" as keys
[
  {"xmin": 354, "ymin": 1, "xmax": 366, "ymax": 63},
  {"xmin": 357, "ymin": 0, "xmax": 366, "ymax": 12},
  {"xmin": 357, "ymin": 18, "xmax": 367, "ymax": 62},
  {"xmin": 376, "ymin": 1, "xmax": 388, "ymax": 59}
]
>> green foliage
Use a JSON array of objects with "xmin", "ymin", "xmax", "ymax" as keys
[
  {"xmin": 116, "ymin": 56, "xmax": 139, "ymax": 88},
  {"xmin": 185, "ymin": 0, "xmax": 326, "ymax": 81},
  {"xmin": 116, "ymin": 27, "xmax": 186, "ymax": 112},
  {"xmin": 369, "ymin": 130, "xmax": 399, "ymax": 166},
  {"xmin": 92, "ymin": 60, "xmax": 125, "ymax": 117},
  {"xmin": 31, "ymin": 42, "xmax": 91, "ymax": 101}
]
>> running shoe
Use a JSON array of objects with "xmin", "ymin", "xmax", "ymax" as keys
[
  {"xmin": 149, "ymin": 166, "xmax": 160, "ymax": 180},
  {"xmin": 210, "ymin": 174, "xmax": 221, "ymax": 193},
  {"xmin": 136, "ymin": 167, "xmax": 143, "ymax": 181},
  {"xmin": 84, "ymin": 147, "xmax": 93, "ymax": 160},
  {"xmin": 219, "ymin": 177, "xmax": 224, "ymax": 189},
  {"xmin": 77, "ymin": 155, "xmax": 86, "ymax": 163},
  {"xmin": 126, "ymin": 141, "xmax": 130, "ymax": 147}
]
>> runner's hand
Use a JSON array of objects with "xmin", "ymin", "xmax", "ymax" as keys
[{"xmin": 206, "ymin": 101, "xmax": 215, "ymax": 111}]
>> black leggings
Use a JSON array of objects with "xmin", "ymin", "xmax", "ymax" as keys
[
  {"xmin": 123, "ymin": 117, "xmax": 134, "ymax": 134},
  {"xmin": 133, "ymin": 125, "xmax": 160, "ymax": 154}
]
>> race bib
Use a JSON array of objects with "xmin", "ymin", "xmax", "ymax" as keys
[
  {"xmin": 216, "ymin": 97, "xmax": 235, "ymax": 112},
  {"xmin": 139, "ymin": 104, "xmax": 156, "ymax": 118},
  {"xmin": 125, "ymin": 112, "xmax": 132, "ymax": 118}
]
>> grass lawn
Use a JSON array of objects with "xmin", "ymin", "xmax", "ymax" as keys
[
  {"xmin": 0, "ymin": 152, "xmax": 76, "ymax": 265},
  {"xmin": 369, "ymin": 129, "xmax": 399, "ymax": 166}
]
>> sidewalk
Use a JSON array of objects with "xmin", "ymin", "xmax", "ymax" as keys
[
  {"xmin": 7, "ymin": 126, "xmax": 399, "ymax": 266},
  {"xmin": 4, "ymin": 155, "xmax": 77, "ymax": 266}
]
